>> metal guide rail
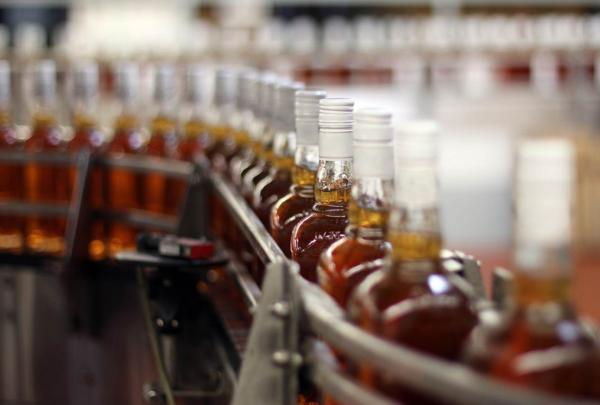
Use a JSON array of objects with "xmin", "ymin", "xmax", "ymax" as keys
[{"xmin": 207, "ymin": 171, "xmax": 596, "ymax": 405}]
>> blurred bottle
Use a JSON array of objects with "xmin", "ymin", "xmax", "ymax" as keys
[
  {"xmin": 253, "ymin": 81, "xmax": 303, "ymax": 229},
  {"xmin": 271, "ymin": 89, "xmax": 326, "ymax": 257},
  {"xmin": 0, "ymin": 61, "xmax": 24, "ymax": 253},
  {"xmin": 145, "ymin": 64, "xmax": 182, "ymax": 217},
  {"xmin": 463, "ymin": 138, "xmax": 600, "ymax": 399},
  {"xmin": 107, "ymin": 62, "xmax": 144, "ymax": 256},
  {"xmin": 318, "ymin": 108, "xmax": 394, "ymax": 308},
  {"xmin": 205, "ymin": 67, "xmax": 237, "ymax": 172},
  {"xmin": 180, "ymin": 64, "xmax": 207, "ymax": 161},
  {"xmin": 291, "ymin": 98, "xmax": 354, "ymax": 282},
  {"xmin": 348, "ymin": 121, "xmax": 477, "ymax": 402},
  {"xmin": 68, "ymin": 61, "xmax": 107, "ymax": 260},
  {"xmin": 241, "ymin": 77, "xmax": 280, "ymax": 205}
]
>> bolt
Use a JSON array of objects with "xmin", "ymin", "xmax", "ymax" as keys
[
  {"xmin": 270, "ymin": 301, "xmax": 290, "ymax": 318},
  {"xmin": 156, "ymin": 318, "xmax": 164, "ymax": 328},
  {"xmin": 272, "ymin": 350, "xmax": 302, "ymax": 368}
]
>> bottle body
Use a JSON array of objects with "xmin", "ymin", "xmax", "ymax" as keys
[
  {"xmin": 270, "ymin": 183, "xmax": 314, "ymax": 258},
  {"xmin": 25, "ymin": 113, "xmax": 69, "ymax": 255},
  {"xmin": 0, "ymin": 115, "xmax": 24, "ymax": 253}
]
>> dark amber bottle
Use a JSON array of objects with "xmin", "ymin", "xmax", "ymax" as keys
[
  {"xmin": 348, "ymin": 121, "xmax": 477, "ymax": 402},
  {"xmin": 0, "ymin": 61, "xmax": 24, "ymax": 253},
  {"xmin": 179, "ymin": 64, "xmax": 208, "ymax": 162},
  {"xmin": 318, "ymin": 108, "xmax": 394, "ymax": 308},
  {"xmin": 25, "ymin": 60, "xmax": 69, "ymax": 255},
  {"xmin": 145, "ymin": 64, "xmax": 182, "ymax": 217},
  {"xmin": 253, "ymin": 82, "xmax": 303, "ymax": 229},
  {"xmin": 271, "ymin": 89, "xmax": 326, "ymax": 257},
  {"xmin": 463, "ymin": 138, "xmax": 600, "ymax": 399},
  {"xmin": 107, "ymin": 62, "xmax": 144, "ymax": 256},
  {"xmin": 290, "ymin": 98, "xmax": 354, "ymax": 282},
  {"xmin": 68, "ymin": 62, "xmax": 107, "ymax": 260}
]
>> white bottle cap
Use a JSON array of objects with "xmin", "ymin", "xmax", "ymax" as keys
[
  {"xmin": 237, "ymin": 69, "xmax": 257, "ymax": 111},
  {"xmin": 185, "ymin": 63, "xmax": 204, "ymax": 104},
  {"xmin": 33, "ymin": 59, "xmax": 56, "ymax": 102},
  {"xmin": 319, "ymin": 98, "xmax": 354, "ymax": 159},
  {"xmin": 73, "ymin": 61, "xmax": 98, "ymax": 101},
  {"xmin": 354, "ymin": 107, "xmax": 393, "ymax": 142},
  {"xmin": 114, "ymin": 62, "xmax": 140, "ymax": 103},
  {"xmin": 515, "ymin": 138, "xmax": 574, "ymax": 251},
  {"xmin": 275, "ymin": 81, "xmax": 304, "ymax": 131},
  {"xmin": 295, "ymin": 89, "xmax": 326, "ymax": 146},
  {"xmin": 154, "ymin": 64, "xmax": 177, "ymax": 103},
  {"xmin": 257, "ymin": 72, "xmax": 277, "ymax": 119},
  {"xmin": 0, "ymin": 60, "xmax": 10, "ymax": 107},
  {"xmin": 394, "ymin": 120, "xmax": 439, "ymax": 207},
  {"xmin": 214, "ymin": 67, "xmax": 237, "ymax": 107},
  {"xmin": 353, "ymin": 108, "xmax": 393, "ymax": 178}
]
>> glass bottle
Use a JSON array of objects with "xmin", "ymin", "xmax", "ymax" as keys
[
  {"xmin": 252, "ymin": 81, "xmax": 303, "ymax": 229},
  {"xmin": 318, "ymin": 108, "xmax": 394, "ymax": 308},
  {"xmin": 0, "ymin": 61, "xmax": 24, "ymax": 253},
  {"xmin": 68, "ymin": 61, "xmax": 107, "ymax": 260},
  {"xmin": 145, "ymin": 64, "xmax": 182, "ymax": 217},
  {"xmin": 290, "ymin": 98, "xmax": 354, "ymax": 282},
  {"xmin": 463, "ymin": 138, "xmax": 600, "ymax": 399},
  {"xmin": 106, "ymin": 62, "xmax": 144, "ymax": 256},
  {"xmin": 24, "ymin": 60, "xmax": 69, "ymax": 255},
  {"xmin": 271, "ymin": 89, "xmax": 326, "ymax": 258},
  {"xmin": 348, "ymin": 121, "xmax": 478, "ymax": 402},
  {"xmin": 241, "ymin": 76, "xmax": 280, "ymax": 205},
  {"xmin": 229, "ymin": 71, "xmax": 259, "ymax": 186},
  {"xmin": 205, "ymin": 67, "xmax": 237, "ymax": 172},
  {"xmin": 180, "ymin": 64, "xmax": 207, "ymax": 162}
]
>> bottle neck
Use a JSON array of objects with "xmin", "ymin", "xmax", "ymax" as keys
[
  {"xmin": 314, "ymin": 158, "xmax": 352, "ymax": 206},
  {"xmin": 293, "ymin": 144, "xmax": 318, "ymax": 188},
  {"xmin": 349, "ymin": 177, "xmax": 393, "ymax": 240}
]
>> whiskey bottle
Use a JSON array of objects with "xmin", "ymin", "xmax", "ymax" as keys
[
  {"xmin": 348, "ymin": 121, "xmax": 478, "ymax": 401},
  {"xmin": 68, "ymin": 61, "xmax": 107, "ymax": 259},
  {"xmin": 290, "ymin": 98, "xmax": 354, "ymax": 282},
  {"xmin": 463, "ymin": 138, "xmax": 600, "ymax": 399},
  {"xmin": 24, "ymin": 60, "xmax": 69, "ymax": 255},
  {"xmin": 0, "ymin": 61, "xmax": 24, "ymax": 253},
  {"xmin": 180, "ymin": 64, "xmax": 207, "ymax": 161},
  {"xmin": 252, "ymin": 81, "xmax": 304, "ymax": 229},
  {"xmin": 106, "ymin": 62, "xmax": 144, "ymax": 256},
  {"xmin": 318, "ymin": 108, "xmax": 394, "ymax": 308},
  {"xmin": 205, "ymin": 67, "xmax": 236, "ymax": 172},
  {"xmin": 145, "ymin": 64, "xmax": 181, "ymax": 216},
  {"xmin": 271, "ymin": 89, "xmax": 326, "ymax": 257}
]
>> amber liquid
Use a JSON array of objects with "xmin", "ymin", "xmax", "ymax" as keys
[
  {"xmin": 466, "ymin": 273, "xmax": 600, "ymax": 399},
  {"xmin": 206, "ymin": 124, "xmax": 231, "ymax": 172},
  {"xmin": 318, "ymin": 207, "xmax": 391, "ymax": 308},
  {"xmin": 0, "ymin": 115, "xmax": 24, "ymax": 253},
  {"xmin": 179, "ymin": 119, "xmax": 207, "ymax": 161},
  {"xmin": 349, "ymin": 231, "xmax": 477, "ymax": 402},
  {"xmin": 253, "ymin": 157, "xmax": 293, "ymax": 230},
  {"xmin": 25, "ymin": 113, "xmax": 69, "ymax": 255},
  {"xmin": 68, "ymin": 114, "xmax": 106, "ymax": 260},
  {"xmin": 229, "ymin": 133, "xmax": 254, "ymax": 187},
  {"xmin": 145, "ymin": 116, "xmax": 184, "ymax": 217},
  {"xmin": 291, "ymin": 188, "xmax": 351, "ymax": 282},
  {"xmin": 107, "ymin": 114, "xmax": 144, "ymax": 256}
]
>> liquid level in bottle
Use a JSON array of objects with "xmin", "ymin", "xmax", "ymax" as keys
[
  {"xmin": 25, "ymin": 114, "xmax": 69, "ymax": 255},
  {"xmin": 465, "ymin": 272, "xmax": 600, "ymax": 399},
  {"xmin": 179, "ymin": 119, "xmax": 207, "ymax": 161},
  {"xmin": 291, "ymin": 188, "xmax": 351, "ymax": 282},
  {"xmin": 0, "ymin": 120, "xmax": 23, "ymax": 253},
  {"xmin": 349, "ymin": 232, "xmax": 477, "ymax": 402},
  {"xmin": 107, "ymin": 115, "xmax": 144, "ymax": 256}
]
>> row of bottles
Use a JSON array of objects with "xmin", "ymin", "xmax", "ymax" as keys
[
  {"xmin": 199, "ymin": 66, "xmax": 600, "ymax": 402},
  {"xmin": 0, "ymin": 60, "xmax": 206, "ymax": 258}
]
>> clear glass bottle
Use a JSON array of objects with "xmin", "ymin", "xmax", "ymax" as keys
[
  {"xmin": 348, "ymin": 121, "xmax": 478, "ymax": 402},
  {"xmin": 318, "ymin": 108, "xmax": 394, "ymax": 308},
  {"xmin": 180, "ymin": 64, "xmax": 207, "ymax": 161},
  {"xmin": 463, "ymin": 138, "xmax": 600, "ymax": 399},
  {"xmin": 205, "ymin": 67, "xmax": 236, "ymax": 172},
  {"xmin": 271, "ymin": 89, "xmax": 326, "ymax": 258},
  {"xmin": 290, "ymin": 98, "xmax": 354, "ymax": 282},
  {"xmin": 24, "ymin": 60, "xmax": 69, "ymax": 255},
  {"xmin": 67, "ymin": 61, "xmax": 107, "ymax": 260},
  {"xmin": 145, "ymin": 64, "xmax": 182, "ymax": 216},
  {"xmin": 107, "ymin": 62, "xmax": 144, "ymax": 256},
  {"xmin": 0, "ymin": 61, "xmax": 24, "ymax": 253},
  {"xmin": 252, "ymin": 81, "xmax": 303, "ymax": 229}
]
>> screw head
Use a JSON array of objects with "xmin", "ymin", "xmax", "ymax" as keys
[{"xmin": 270, "ymin": 301, "xmax": 290, "ymax": 318}]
